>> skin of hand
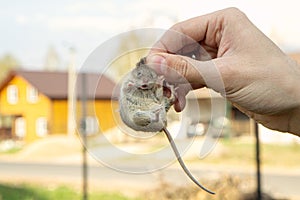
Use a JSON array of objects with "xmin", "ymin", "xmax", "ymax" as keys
[{"xmin": 146, "ymin": 7, "xmax": 300, "ymax": 136}]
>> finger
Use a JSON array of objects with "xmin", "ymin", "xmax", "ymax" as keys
[
  {"xmin": 149, "ymin": 9, "xmax": 226, "ymax": 56},
  {"xmin": 149, "ymin": 16, "xmax": 209, "ymax": 55},
  {"xmin": 147, "ymin": 53, "xmax": 225, "ymax": 94},
  {"xmin": 174, "ymin": 84, "xmax": 193, "ymax": 112},
  {"xmin": 147, "ymin": 53, "xmax": 205, "ymax": 84}
]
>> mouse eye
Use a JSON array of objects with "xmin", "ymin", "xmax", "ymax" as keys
[{"xmin": 137, "ymin": 72, "xmax": 142, "ymax": 77}]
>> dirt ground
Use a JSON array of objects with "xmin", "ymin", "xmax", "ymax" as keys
[{"xmin": 0, "ymin": 134, "xmax": 299, "ymax": 200}]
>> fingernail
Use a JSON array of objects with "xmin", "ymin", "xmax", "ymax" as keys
[{"xmin": 147, "ymin": 55, "xmax": 167, "ymax": 74}]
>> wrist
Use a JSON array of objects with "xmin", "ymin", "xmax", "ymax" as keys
[
  {"xmin": 287, "ymin": 57, "xmax": 300, "ymax": 136},
  {"xmin": 288, "ymin": 107, "xmax": 300, "ymax": 136}
]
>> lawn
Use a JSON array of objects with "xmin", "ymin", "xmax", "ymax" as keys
[
  {"xmin": 198, "ymin": 137, "xmax": 300, "ymax": 168},
  {"xmin": 0, "ymin": 137, "xmax": 298, "ymax": 200},
  {"xmin": 0, "ymin": 183, "xmax": 139, "ymax": 200},
  {"xmin": 0, "ymin": 177, "xmax": 267, "ymax": 200}
]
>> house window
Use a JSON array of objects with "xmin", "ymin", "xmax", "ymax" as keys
[
  {"xmin": 36, "ymin": 117, "xmax": 48, "ymax": 137},
  {"xmin": 7, "ymin": 85, "xmax": 18, "ymax": 104},
  {"xmin": 85, "ymin": 116, "xmax": 99, "ymax": 135},
  {"xmin": 15, "ymin": 117, "xmax": 26, "ymax": 138},
  {"xmin": 27, "ymin": 86, "xmax": 38, "ymax": 103}
]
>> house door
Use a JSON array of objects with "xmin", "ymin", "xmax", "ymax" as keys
[
  {"xmin": 15, "ymin": 117, "xmax": 26, "ymax": 139},
  {"xmin": 0, "ymin": 115, "xmax": 13, "ymax": 140}
]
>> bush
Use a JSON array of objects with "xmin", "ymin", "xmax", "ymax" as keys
[{"xmin": 142, "ymin": 175, "xmax": 285, "ymax": 200}]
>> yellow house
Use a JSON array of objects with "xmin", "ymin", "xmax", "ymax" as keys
[{"xmin": 0, "ymin": 70, "xmax": 117, "ymax": 142}]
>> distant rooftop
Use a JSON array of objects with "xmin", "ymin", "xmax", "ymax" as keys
[{"xmin": 0, "ymin": 70, "xmax": 116, "ymax": 100}]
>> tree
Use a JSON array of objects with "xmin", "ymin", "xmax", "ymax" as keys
[
  {"xmin": 107, "ymin": 32, "xmax": 152, "ymax": 81},
  {"xmin": 107, "ymin": 18, "xmax": 177, "ymax": 82},
  {"xmin": 0, "ymin": 54, "xmax": 19, "ymax": 83},
  {"xmin": 44, "ymin": 45, "xmax": 60, "ymax": 71}
]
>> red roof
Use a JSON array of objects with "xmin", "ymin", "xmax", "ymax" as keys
[{"xmin": 0, "ymin": 70, "xmax": 116, "ymax": 100}]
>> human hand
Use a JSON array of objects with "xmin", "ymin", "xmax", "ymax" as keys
[{"xmin": 147, "ymin": 7, "xmax": 300, "ymax": 135}]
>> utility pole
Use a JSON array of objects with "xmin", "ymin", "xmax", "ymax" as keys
[
  {"xmin": 44, "ymin": 45, "xmax": 60, "ymax": 71},
  {"xmin": 251, "ymin": 119, "xmax": 262, "ymax": 200},
  {"xmin": 255, "ymin": 122, "xmax": 262, "ymax": 200},
  {"xmin": 81, "ymin": 73, "xmax": 88, "ymax": 200},
  {"xmin": 67, "ymin": 47, "xmax": 76, "ymax": 136}
]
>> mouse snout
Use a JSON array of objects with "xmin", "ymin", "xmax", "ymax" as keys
[
  {"xmin": 139, "ymin": 79, "xmax": 149, "ymax": 88},
  {"xmin": 141, "ymin": 84, "xmax": 148, "ymax": 89},
  {"xmin": 142, "ymin": 78, "xmax": 149, "ymax": 83}
]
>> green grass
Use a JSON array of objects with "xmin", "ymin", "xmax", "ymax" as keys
[
  {"xmin": 221, "ymin": 138, "xmax": 300, "ymax": 167},
  {"xmin": 260, "ymin": 143, "xmax": 300, "ymax": 167},
  {"xmin": 0, "ymin": 146, "xmax": 22, "ymax": 154},
  {"xmin": 199, "ymin": 138, "xmax": 255, "ymax": 166},
  {"xmin": 0, "ymin": 183, "xmax": 139, "ymax": 200},
  {"xmin": 189, "ymin": 138, "xmax": 300, "ymax": 168}
]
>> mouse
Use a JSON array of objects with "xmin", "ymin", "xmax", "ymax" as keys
[
  {"xmin": 119, "ymin": 57, "xmax": 175, "ymax": 132},
  {"xmin": 119, "ymin": 57, "xmax": 215, "ymax": 195}
]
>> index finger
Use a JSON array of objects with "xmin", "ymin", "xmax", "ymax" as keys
[
  {"xmin": 149, "ymin": 8, "xmax": 236, "ymax": 56},
  {"xmin": 149, "ymin": 14, "xmax": 211, "ymax": 55}
]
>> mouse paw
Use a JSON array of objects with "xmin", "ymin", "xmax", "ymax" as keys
[
  {"xmin": 162, "ymin": 81, "xmax": 176, "ymax": 111},
  {"xmin": 133, "ymin": 111, "xmax": 151, "ymax": 126}
]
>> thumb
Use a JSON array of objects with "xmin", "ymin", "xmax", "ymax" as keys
[
  {"xmin": 147, "ymin": 53, "xmax": 225, "ymax": 93},
  {"xmin": 147, "ymin": 53, "xmax": 205, "ymax": 84}
]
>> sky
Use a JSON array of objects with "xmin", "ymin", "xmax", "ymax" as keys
[{"xmin": 1, "ymin": 0, "xmax": 300, "ymax": 71}]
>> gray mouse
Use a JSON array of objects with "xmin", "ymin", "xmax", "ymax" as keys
[
  {"xmin": 119, "ymin": 57, "xmax": 215, "ymax": 195},
  {"xmin": 119, "ymin": 57, "xmax": 175, "ymax": 132}
]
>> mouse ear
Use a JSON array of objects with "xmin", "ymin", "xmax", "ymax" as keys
[
  {"xmin": 127, "ymin": 81, "xmax": 134, "ymax": 87},
  {"xmin": 122, "ymin": 80, "xmax": 134, "ymax": 92},
  {"xmin": 136, "ymin": 57, "xmax": 146, "ymax": 66},
  {"xmin": 126, "ymin": 81, "xmax": 134, "ymax": 89},
  {"xmin": 140, "ymin": 57, "xmax": 146, "ymax": 65}
]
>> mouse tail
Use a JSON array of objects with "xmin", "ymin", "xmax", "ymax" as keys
[{"xmin": 162, "ymin": 127, "xmax": 215, "ymax": 195}]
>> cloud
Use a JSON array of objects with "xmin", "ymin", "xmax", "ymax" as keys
[
  {"xmin": 66, "ymin": 1, "xmax": 119, "ymax": 15},
  {"xmin": 47, "ymin": 16, "xmax": 128, "ymax": 33},
  {"xmin": 65, "ymin": 0, "xmax": 179, "ymax": 16},
  {"xmin": 15, "ymin": 15, "xmax": 29, "ymax": 24},
  {"xmin": 15, "ymin": 13, "xmax": 49, "ymax": 26},
  {"xmin": 47, "ymin": 0, "xmax": 179, "ymax": 34},
  {"xmin": 13, "ymin": 0, "xmax": 178, "ymax": 36}
]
